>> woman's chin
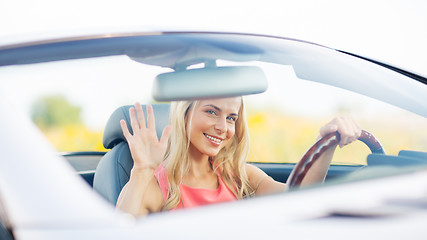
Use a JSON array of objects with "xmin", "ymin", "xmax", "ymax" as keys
[{"xmin": 202, "ymin": 148, "xmax": 221, "ymax": 158}]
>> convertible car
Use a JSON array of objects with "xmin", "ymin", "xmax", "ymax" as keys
[{"xmin": 0, "ymin": 31, "xmax": 427, "ymax": 239}]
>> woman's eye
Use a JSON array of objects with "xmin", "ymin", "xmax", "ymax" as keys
[
  {"xmin": 227, "ymin": 116, "xmax": 236, "ymax": 122},
  {"xmin": 207, "ymin": 110, "xmax": 217, "ymax": 115}
]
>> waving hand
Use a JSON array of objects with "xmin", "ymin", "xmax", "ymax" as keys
[{"xmin": 120, "ymin": 103, "xmax": 172, "ymax": 171}]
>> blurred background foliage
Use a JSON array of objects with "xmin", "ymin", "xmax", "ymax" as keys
[
  {"xmin": 32, "ymin": 95, "xmax": 427, "ymax": 165},
  {"xmin": 31, "ymin": 95, "xmax": 105, "ymax": 152},
  {"xmin": 32, "ymin": 95, "xmax": 82, "ymax": 128},
  {"xmin": 246, "ymin": 106, "xmax": 427, "ymax": 165}
]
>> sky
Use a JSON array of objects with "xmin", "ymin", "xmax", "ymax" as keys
[{"xmin": 1, "ymin": 0, "xmax": 426, "ymax": 75}]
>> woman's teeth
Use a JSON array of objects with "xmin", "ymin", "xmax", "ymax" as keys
[{"xmin": 205, "ymin": 134, "xmax": 222, "ymax": 143}]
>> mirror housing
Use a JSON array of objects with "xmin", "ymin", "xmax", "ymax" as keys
[{"xmin": 152, "ymin": 66, "xmax": 268, "ymax": 101}]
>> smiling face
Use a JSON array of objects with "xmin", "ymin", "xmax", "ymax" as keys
[{"xmin": 187, "ymin": 98, "xmax": 242, "ymax": 159}]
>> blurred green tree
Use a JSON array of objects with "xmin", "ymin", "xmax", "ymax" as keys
[{"xmin": 31, "ymin": 95, "xmax": 82, "ymax": 129}]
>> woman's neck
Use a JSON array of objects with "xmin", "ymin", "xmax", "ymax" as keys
[
  {"xmin": 187, "ymin": 146, "xmax": 212, "ymax": 177},
  {"xmin": 184, "ymin": 152, "xmax": 217, "ymax": 189}
]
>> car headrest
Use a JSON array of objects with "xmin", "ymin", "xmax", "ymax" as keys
[{"xmin": 103, "ymin": 104, "xmax": 171, "ymax": 149}]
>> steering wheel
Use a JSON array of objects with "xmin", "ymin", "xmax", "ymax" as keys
[{"xmin": 287, "ymin": 130, "xmax": 384, "ymax": 189}]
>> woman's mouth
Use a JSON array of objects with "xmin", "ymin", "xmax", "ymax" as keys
[{"xmin": 203, "ymin": 133, "xmax": 223, "ymax": 145}]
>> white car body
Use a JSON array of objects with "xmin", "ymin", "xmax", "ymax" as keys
[{"xmin": 1, "ymin": 30, "xmax": 427, "ymax": 239}]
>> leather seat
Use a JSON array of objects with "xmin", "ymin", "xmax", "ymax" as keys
[{"xmin": 93, "ymin": 104, "xmax": 170, "ymax": 205}]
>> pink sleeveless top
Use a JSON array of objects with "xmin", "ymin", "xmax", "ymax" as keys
[{"xmin": 154, "ymin": 164, "xmax": 237, "ymax": 209}]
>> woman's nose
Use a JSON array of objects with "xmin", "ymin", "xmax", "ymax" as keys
[{"xmin": 214, "ymin": 117, "xmax": 227, "ymax": 133}]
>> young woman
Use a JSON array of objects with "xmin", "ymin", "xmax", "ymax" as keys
[{"xmin": 116, "ymin": 97, "xmax": 361, "ymax": 216}]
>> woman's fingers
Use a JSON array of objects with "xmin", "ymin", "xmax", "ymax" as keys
[
  {"xmin": 125, "ymin": 103, "xmax": 166, "ymax": 144},
  {"xmin": 146, "ymin": 104, "xmax": 157, "ymax": 134},
  {"xmin": 120, "ymin": 119, "xmax": 132, "ymax": 140},
  {"xmin": 348, "ymin": 118, "xmax": 362, "ymax": 146},
  {"xmin": 133, "ymin": 103, "xmax": 157, "ymax": 136},
  {"xmin": 335, "ymin": 116, "xmax": 361, "ymax": 148},
  {"xmin": 320, "ymin": 116, "xmax": 362, "ymax": 148},
  {"xmin": 135, "ymin": 102, "xmax": 146, "ymax": 130},
  {"xmin": 351, "ymin": 117, "xmax": 362, "ymax": 138},
  {"xmin": 129, "ymin": 107, "xmax": 140, "ymax": 134},
  {"xmin": 319, "ymin": 124, "xmax": 338, "ymax": 137},
  {"xmin": 128, "ymin": 102, "xmax": 150, "ymax": 135},
  {"xmin": 159, "ymin": 125, "xmax": 172, "ymax": 146}
]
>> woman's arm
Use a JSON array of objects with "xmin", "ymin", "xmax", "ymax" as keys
[
  {"xmin": 246, "ymin": 164, "xmax": 285, "ymax": 195},
  {"xmin": 247, "ymin": 116, "xmax": 361, "ymax": 194},
  {"xmin": 116, "ymin": 168, "xmax": 163, "ymax": 216},
  {"xmin": 299, "ymin": 116, "xmax": 361, "ymax": 185}
]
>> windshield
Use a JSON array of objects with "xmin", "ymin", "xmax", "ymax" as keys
[{"xmin": 1, "ymin": 40, "xmax": 426, "ymax": 166}]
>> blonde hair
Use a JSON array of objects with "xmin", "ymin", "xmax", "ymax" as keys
[{"xmin": 163, "ymin": 98, "xmax": 254, "ymax": 210}]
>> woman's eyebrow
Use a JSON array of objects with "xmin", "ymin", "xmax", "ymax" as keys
[{"xmin": 204, "ymin": 104, "xmax": 222, "ymax": 112}]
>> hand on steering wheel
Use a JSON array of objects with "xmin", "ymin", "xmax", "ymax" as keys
[{"xmin": 287, "ymin": 130, "xmax": 384, "ymax": 189}]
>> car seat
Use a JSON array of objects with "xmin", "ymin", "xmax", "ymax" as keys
[{"xmin": 93, "ymin": 104, "xmax": 170, "ymax": 205}]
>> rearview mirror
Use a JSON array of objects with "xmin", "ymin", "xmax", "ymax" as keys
[{"xmin": 152, "ymin": 66, "xmax": 268, "ymax": 101}]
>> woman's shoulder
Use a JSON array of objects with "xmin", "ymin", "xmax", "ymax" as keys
[
  {"xmin": 154, "ymin": 164, "xmax": 169, "ymax": 201},
  {"xmin": 245, "ymin": 163, "xmax": 267, "ymax": 185},
  {"xmin": 155, "ymin": 163, "xmax": 166, "ymax": 174},
  {"xmin": 245, "ymin": 163, "xmax": 267, "ymax": 176},
  {"xmin": 245, "ymin": 163, "xmax": 286, "ymax": 195},
  {"xmin": 154, "ymin": 164, "xmax": 168, "ymax": 184}
]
